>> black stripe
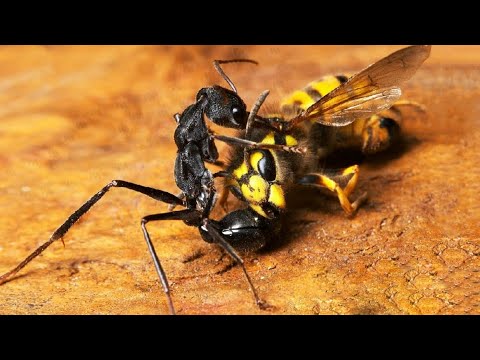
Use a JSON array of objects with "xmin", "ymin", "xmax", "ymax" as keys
[
  {"xmin": 274, "ymin": 132, "xmax": 286, "ymax": 146},
  {"xmin": 336, "ymin": 75, "xmax": 349, "ymax": 84},
  {"xmin": 305, "ymin": 86, "xmax": 322, "ymax": 101}
]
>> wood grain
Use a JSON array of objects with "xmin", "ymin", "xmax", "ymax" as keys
[{"xmin": 0, "ymin": 45, "xmax": 479, "ymax": 314}]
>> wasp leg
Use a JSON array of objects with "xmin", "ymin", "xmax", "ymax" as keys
[
  {"xmin": 0, "ymin": 180, "xmax": 185, "ymax": 286},
  {"xmin": 361, "ymin": 115, "xmax": 401, "ymax": 155},
  {"xmin": 391, "ymin": 100, "xmax": 426, "ymax": 113},
  {"xmin": 141, "ymin": 210, "xmax": 201, "ymax": 315},
  {"xmin": 361, "ymin": 100, "xmax": 426, "ymax": 155},
  {"xmin": 298, "ymin": 166, "xmax": 368, "ymax": 216},
  {"xmin": 338, "ymin": 165, "xmax": 360, "ymax": 197}
]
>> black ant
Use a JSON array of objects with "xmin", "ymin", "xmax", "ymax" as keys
[{"xmin": 0, "ymin": 59, "xmax": 296, "ymax": 314}]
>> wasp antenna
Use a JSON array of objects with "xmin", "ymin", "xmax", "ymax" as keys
[
  {"xmin": 243, "ymin": 90, "xmax": 270, "ymax": 166},
  {"xmin": 246, "ymin": 89, "xmax": 270, "ymax": 138},
  {"xmin": 213, "ymin": 59, "xmax": 258, "ymax": 94}
]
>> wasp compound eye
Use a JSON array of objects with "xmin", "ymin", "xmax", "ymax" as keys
[{"xmin": 255, "ymin": 150, "xmax": 276, "ymax": 182}]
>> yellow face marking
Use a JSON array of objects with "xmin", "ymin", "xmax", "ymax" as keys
[
  {"xmin": 241, "ymin": 175, "xmax": 268, "ymax": 204},
  {"xmin": 285, "ymin": 135, "xmax": 298, "ymax": 146},
  {"xmin": 249, "ymin": 204, "xmax": 268, "ymax": 218},
  {"xmin": 261, "ymin": 132, "xmax": 275, "ymax": 145},
  {"xmin": 310, "ymin": 76, "xmax": 342, "ymax": 97},
  {"xmin": 268, "ymin": 184, "xmax": 286, "ymax": 209},
  {"xmin": 280, "ymin": 90, "xmax": 315, "ymax": 110},
  {"xmin": 249, "ymin": 151, "xmax": 263, "ymax": 173},
  {"xmin": 233, "ymin": 162, "xmax": 248, "ymax": 179}
]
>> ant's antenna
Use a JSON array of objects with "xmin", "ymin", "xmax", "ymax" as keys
[{"xmin": 213, "ymin": 59, "xmax": 258, "ymax": 94}]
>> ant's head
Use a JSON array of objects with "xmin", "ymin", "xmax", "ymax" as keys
[
  {"xmin": 195, "ymin": 59, "xmax": 258, "ymax": 130},
  {"xmin": 196, "ymin": 86, "xmax": 248, "ymax": 129}
]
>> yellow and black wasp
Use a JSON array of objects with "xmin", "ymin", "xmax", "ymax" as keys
[
  {"xmin": 0, "ymin": 45, "xmax": 431, "ymax": 314},
  {"xmin": 215, "ymin": 44, "xmax": 431, "ymax": 244}
]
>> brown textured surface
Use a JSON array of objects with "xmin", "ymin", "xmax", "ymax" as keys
[{"xmin": 0, "ymin": 45, "xmax": 479, "ymax": 315}]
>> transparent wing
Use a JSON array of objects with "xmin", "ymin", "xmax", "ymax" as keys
[{"xmin": 290, "ymin": 45, "xmax": 431, "ymax": 127}]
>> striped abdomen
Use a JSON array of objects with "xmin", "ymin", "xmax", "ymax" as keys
[{"xmin": 280, "ymin": 74, "xmax": 403, "ymax": 155}]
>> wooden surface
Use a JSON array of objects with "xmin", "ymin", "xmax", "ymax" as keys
[{"xmin": 0, "ymin": 45, "xmax": 479, "ymax": 314}]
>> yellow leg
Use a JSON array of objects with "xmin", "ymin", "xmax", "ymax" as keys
[
  {"xmin": 341, "ymin": 165, "xmax": 360, "ymax": 197},
  {"xmin": 298, "ymin": 166, "xmax": 367, "ymax": 216}
]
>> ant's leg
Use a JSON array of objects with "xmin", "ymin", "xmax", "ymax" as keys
[
  {"xmin": 0, "ymin": 180, "xmax": 185, "ymax": 285},
  {"xmin": 167, "ymin": 191, "xmax": 185, "ymax": 211},
  {"xmin": 141, "ymin": 210, "xmax": 201, "ymax": 315},
  {"xmin": 203, "ymin": 220, "xmax": 269, "ymax": 310},
  {"xmin": 213, "ymin": 134, "xmax": 306, "ymax": 154},
  {"xmin": 298, "ymin": 166, "xmax": 368, "ymax": 216}
]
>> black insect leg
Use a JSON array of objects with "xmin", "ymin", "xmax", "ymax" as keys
[
  {"xmin": 203, "ymin": 220, "xmax": 269, "ymax": 310},
  {"xmin": 0, "ymin": 180, "xmax": 185, "ymax": 286},
  {"xmin": 167, "ymin": 191, "xmax": 185, "ymax": 211},
  {"xmin": 213, "ymin": 134, "xmax": 306, "ymax": 154},
  {"xmin": 141, "ymin": 210, "xmax": 201, "ymax": 315}
]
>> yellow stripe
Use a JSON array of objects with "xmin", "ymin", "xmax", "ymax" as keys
[
  {"xmin": 285, "ymin": 135, "xmax": 298, "ymax": 146},
  {"xmin": 261, "ymin": 132, "xmax": 276, "ymax": 145},
  {"xmin": 280, "ymin": 90, "xmax": 314, "ymax": 110},
  {"xmin": 310, "ymin": 76, "xmax": 342, "ymax": 97},
  {"xmin": 268, "ymin": 184, "xmax": 286, "ymax": 209}
]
